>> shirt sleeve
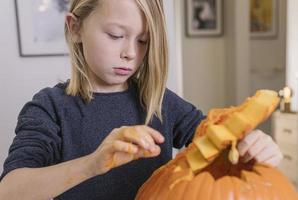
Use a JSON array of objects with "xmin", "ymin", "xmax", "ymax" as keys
[
  {"xmin": 0, "ymin": 89, "xmax": 62, "ymax": 181},
  {"xmin": 164, "ymin": 89, "xmax": 206, "ymax": 149}
]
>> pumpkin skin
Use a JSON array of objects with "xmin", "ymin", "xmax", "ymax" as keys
[{"xmin": 135, "ymin": 90, "xmax": 298, "ymax": 200}]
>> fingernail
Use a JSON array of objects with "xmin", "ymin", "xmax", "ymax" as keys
[
  {"xmin": 237, "ymin": 143, "xmax": 246, "ymax": 156},
  {"xmin": 160, "ymin": 137, "xmax": 165, "ymax": 143}
]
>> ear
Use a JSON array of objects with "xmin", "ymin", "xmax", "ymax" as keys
[{"xmin": 65, "ymin": 13, "xmax": 82, "ymax": 43}]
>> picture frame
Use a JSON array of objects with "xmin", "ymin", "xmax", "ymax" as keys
[
  {"xmin": 250, "ymin": 0, "xmax": 278, "ymax": 39},
  {"xmin": 186, "ymin": 0, "xmax": 223, "ymax": 37},
  {"xmin": 15, "ymin": 0, "xmax": 70, "ymax": 57}
]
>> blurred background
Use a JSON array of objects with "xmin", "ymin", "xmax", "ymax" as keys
[{"xmin": 0, "ymin": 0, "xmax": 297, "ymax": 188}]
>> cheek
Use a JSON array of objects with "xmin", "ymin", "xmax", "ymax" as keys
[
  {"xmin": 136, "ymin": 48, "xmax": 147, "ymax": 64},
  {"xmin": 83, "ymin": 34, "xmax": 118, "ymax": 64},
  {"xmin": 92, "ymin": 35, "xmax": 117, "ymax": 56}
]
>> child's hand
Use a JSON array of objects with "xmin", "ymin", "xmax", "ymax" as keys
[
  {"xmin": 89, "ymin": 125, "xmax": 165, "ymax": 175},
  {"xmin": 237, "ymin": 130, "xmax": 283, "ymax": 167}
]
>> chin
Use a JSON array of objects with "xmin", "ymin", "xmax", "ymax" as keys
[{"xmin": 106, "ymin": 78, "xmax": 129, "ymax": 86}]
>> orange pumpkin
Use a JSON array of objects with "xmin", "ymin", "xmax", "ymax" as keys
[{"xmin": 136, "ymin": 90, "xmax": 298, "ymax": 200}]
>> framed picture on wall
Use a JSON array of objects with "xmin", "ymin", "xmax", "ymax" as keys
[
  {"xmin": 250, "ymin": 0, "xmax": 278, "ymax": 39},
  {"xmin": 186, "ymin": 0, "xmax": 223, "ymax": 37},
  {"xmin": 15, "ymin": 0, "xmax": 70, "ymax": 57}
]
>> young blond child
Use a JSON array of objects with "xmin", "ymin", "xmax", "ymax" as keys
[{"xmin": 0, "ymin": 0, "xmax": 283, "ymax": 199}]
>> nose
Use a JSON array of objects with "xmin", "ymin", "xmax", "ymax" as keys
[{"xmin": 120, "ymin": 40, "xmax": 136, "ymax": 61}]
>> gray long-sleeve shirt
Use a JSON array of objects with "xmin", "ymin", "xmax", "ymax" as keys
[{"xmin": 0, "ymin": 82, "xmax": 204, "ymax": 200}]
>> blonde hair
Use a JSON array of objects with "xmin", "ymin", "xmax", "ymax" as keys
[{"xmin": 65, "ymin": 0, "xmax": 168, "ymax": 124}]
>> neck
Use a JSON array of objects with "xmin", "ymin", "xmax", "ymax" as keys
[{"xmin": 89, "ymin": 73, "xmax": 129, "ymax": 93}]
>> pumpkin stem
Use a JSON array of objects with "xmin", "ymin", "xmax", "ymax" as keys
[{"xmin": 228, "ymin": 140, "xmax": 239, "ymax": 165}]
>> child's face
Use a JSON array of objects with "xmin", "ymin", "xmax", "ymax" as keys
[{"xmin": 80, "ymin": 0, "xmax": 149, "ymax": 91}]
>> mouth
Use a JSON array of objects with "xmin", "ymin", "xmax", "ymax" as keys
[
  {"xmin": 115, "ymin": 67, "xmax": 132, "ymax": 71},
  {"xmin": 113, "ymin": 67, "xmax": 133, "ymax": 76}
]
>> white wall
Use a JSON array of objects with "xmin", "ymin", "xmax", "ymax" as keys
[
  {"xmin": 178, "ymin": 1, "xmax": 226, "ymax": 113},
  {"xmin": 287, "ymin": 0, "xmax": 298, "ymax": 111},
  {"xmin": 0, "ymin": 0, "xmax": 71, "ymax": 171},
  {"xmin": 179, "ymin": 0, "xmax": 250, "ymax": 113},
  {"xmin": 164, "ymin": 0, "xmax": 183, "ymax": 96},
  {"xmin": 225, "ymin": 0, "xmax": 251, "ymax": 105}
]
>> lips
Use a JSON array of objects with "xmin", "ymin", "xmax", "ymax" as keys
[
  {"xmin": 113, "ymin": 67, "xmax": 133, "ymax": 76},
  {"xmin": 115, "ymin": 67, "xmax": 132, "ymax": 71}
]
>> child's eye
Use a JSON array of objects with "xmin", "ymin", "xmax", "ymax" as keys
[
  {"xmin": 138, "ymin": 40, "xmax": 148, "ymax": 45},
  {"xmin": 108, "ymin": 33, "xmax": 123, "ymax": 40}
]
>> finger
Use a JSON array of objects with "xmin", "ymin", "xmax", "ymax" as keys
[
  {"xmin": 253, "ymin": 144, "xmax": 279, "ymax": 163},
  {"xmin": 121, "ymin": 126, "xmax": 160, "ymax": 153},
  {"xmin": 144, "ymin": 145, "xmax": 161, "ymax": 157},
  {"xmin": 141, "ymin": 125, "xmax": 165, "ymax": 144},
  {"xmin": 112, "ymin": 140, "xmax": 139, "ymax": 154},
  {"xmin": 237, "ymin": 130, "xmax": 263, "ymax": 156},
  {"xmin": 134, "ymin": 126, "xmax": 157, "ymax": 151},
  {"xmin": 134, "ymin": 145, "xmax": 161, "ymax": 160},
  {"xmin": 264, "ymin": 153, "xmax": 284, "ymax": 167},
  {"xmin": 120, "ymin": 127, "xmax": 152, "ymax": 150},
  {"xmin": 242, "ymin": 134, "xmax": 272, "ymax": 163}
]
